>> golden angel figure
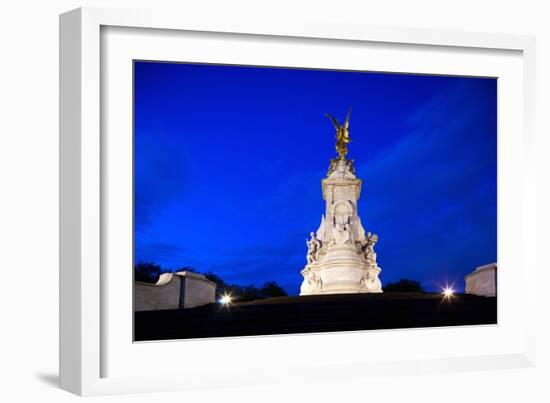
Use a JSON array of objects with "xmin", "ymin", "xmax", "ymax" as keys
[{"xmin": 326, "ymin": 108, "xmax": 352, "ymax": 159}]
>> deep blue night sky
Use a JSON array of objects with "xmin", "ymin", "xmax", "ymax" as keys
[{"xmin": 134, "ymin": 61, "xmax": 497, "ymax": 295}]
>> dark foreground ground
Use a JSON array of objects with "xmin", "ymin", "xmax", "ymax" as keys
[{"xmin": 134, "ymin": 292, "xmax": 497, "ymax": 341}]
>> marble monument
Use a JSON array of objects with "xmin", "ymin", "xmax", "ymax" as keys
[{"xmin": 300, "ymin": 110, "xmax": 383, "ymax": 295}]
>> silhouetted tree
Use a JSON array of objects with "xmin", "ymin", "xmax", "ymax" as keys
[
  {"xmin": 203, "ymin": 273, "xmax": 289, "ymax": 301},
  {"xmin": 134, "ymin": 262, "xmax": 163, "ymax": 283},
  {"xmin": 239, "ymin": 285, "xmax": 263, "ymax": 301},
  {"xmin": 259, "ymin": 281, "xmax": 288, "ymax": 298},
  {"xmin": 204, "ymin": 272, "xmax": 231, "ymax": 298},
  {"xmin": 384, "ymin": 279, "xmax": 425, "ymax": 292}
]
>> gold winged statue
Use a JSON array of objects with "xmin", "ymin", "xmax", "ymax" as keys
[{"xmin": 326, "ymin": 108, "xmax": 352, "ymax": 160}]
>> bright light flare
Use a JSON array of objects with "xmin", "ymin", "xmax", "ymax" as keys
[
  {"xmin": 219, "ymin": 294, "xmax": 232, "ymax": 305},
  {"xmin": 442, "ymin": 287, "xmax": 454, "ymax": 298}
]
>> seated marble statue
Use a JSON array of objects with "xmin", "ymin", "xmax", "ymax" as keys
[{"xmin": 330, "ymin": 221, "xmax": 354, "ymax": 246}]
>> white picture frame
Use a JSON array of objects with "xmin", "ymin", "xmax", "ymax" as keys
[{"xmin": 60, "ymin": 6, "xmax": 537, "ymax": 396}]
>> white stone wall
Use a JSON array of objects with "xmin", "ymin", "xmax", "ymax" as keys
[
  {"xmin": 181, "ymin": 272, "xmax": 217, "ymax": 309},
  {"xmin": 134, "ymin": 273, "xmax": 181, "ymax": 312},
  {"xmin": 134, "ymin": 271, "xmax": 216, "ymax": 311},
  {"xmin": 464, "ymin": 263, "xmax": 497, "ymax": 297}
]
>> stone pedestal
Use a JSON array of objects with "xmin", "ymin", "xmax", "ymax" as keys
[{"xmin": 300, "ymin": 157, "xmax": 383, "ymax": 295}]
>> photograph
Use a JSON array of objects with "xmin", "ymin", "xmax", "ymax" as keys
[{"xmin": 132, "ymin": 61, "xmax": 497, "ymax": 341}]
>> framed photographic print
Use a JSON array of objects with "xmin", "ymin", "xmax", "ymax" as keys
[
  {"xmin": 132, "ymin": 61, "xmax": 498, "ymax": 342},
  {"xmin": 60, "ymin": 7, "xmax": 537, "ymax": 396}
]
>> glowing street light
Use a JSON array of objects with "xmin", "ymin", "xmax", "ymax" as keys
[
  {"xmin": 442, "ymin": 286, "xmax": 454, "ymax": 298},
  {"xmin": 219, "ymin": 294, "xmax": 232, "ymax": 305}
]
